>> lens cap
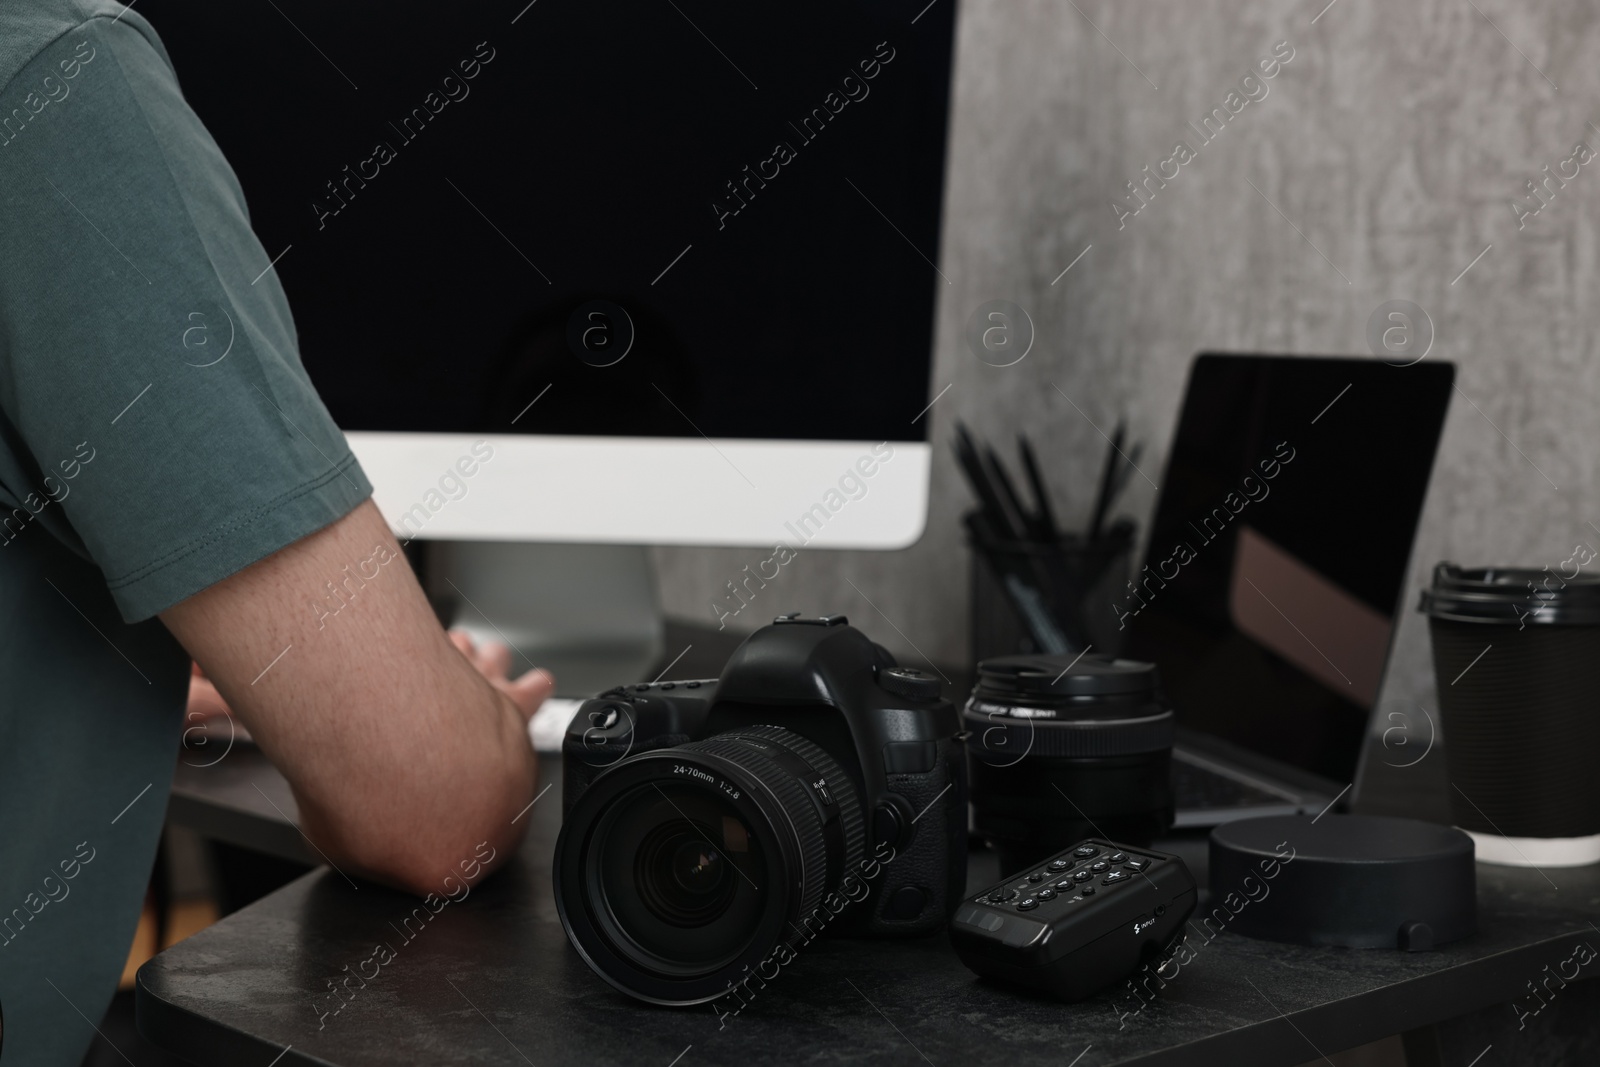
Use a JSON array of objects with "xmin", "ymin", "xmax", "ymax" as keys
[{"xmin": 974, "ymin": 653, "xmax": 1159, "ymax": 700}]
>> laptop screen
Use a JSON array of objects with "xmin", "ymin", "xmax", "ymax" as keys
[{"xmin": 1124, "ymin": 354, "xmax": 1454, "ymax": 783}]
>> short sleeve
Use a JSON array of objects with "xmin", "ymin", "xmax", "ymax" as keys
[{"xmin": 0, "ymin": 10, "xmax": 371, "ymax": 621}]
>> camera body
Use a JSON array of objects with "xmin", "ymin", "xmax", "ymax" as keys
[{"xmin": 560, "ymin": 614, "xmax": 966, "ymax": 969}]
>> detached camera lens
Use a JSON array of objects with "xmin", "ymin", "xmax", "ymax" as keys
[
  {"xmin": 555, "ymin": 726, "xmax": 864, "ymax": 1004},
  {"xmin": 965, "ymin": 653, "xmax": 1174, "ymax": 875}
]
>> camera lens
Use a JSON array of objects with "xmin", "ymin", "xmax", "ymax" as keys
[
  {"xmin": 591, "ymin": 782, "xmax": 766, "ymax": 970},
  {"xmin": 555, "ymin": 725, "xmax": 865, "ymax": 1004},
  {"xmin": 965, "ymin": 653, "xmax": 1174, "ymax": 875},
  {"xmin": 659, "ymin": 837, "xmax": 726, "ymax": 908}
]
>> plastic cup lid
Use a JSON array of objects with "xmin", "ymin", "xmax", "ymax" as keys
[{"xmin": 1419, "ymin": 561, "xmax": 1600, "ymax": 625}]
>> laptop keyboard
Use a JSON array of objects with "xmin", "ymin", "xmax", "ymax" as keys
[{"xmin": 1174, "ymin": 759, "xmax": 1291, "ymax": 810}]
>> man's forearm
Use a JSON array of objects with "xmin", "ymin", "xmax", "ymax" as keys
[
  {"xmin": 294, "ymin": 684, "xmax": 537, "ymax": 894},
  {"xmin": 162, "ymin": 500, "xmax": 542, "ymax": 897}
]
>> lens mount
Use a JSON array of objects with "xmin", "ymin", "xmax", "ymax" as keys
[{"xmin": 554, "ymin": 726, "xmax": 863, "ymax": 1004}]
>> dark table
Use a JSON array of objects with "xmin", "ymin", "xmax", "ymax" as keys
[{"xmin": 143, "ymin": 633, "xmax": 1600, "ymax": 1067}]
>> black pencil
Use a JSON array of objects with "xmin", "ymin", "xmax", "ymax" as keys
[
  {"xmin": 1087, "ymin": 420, "xmax": 1125, "ymax": 543},
  {"xmin": 1018, "ymin": 435, "xmax": 1059, "ymax": 542}
]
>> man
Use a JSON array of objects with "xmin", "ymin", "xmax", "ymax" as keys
[{"xmin": 0, "ymin": 2, "xmax": 551, "ymax": 1062}]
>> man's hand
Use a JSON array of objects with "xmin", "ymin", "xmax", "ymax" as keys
[
  {"xmin": 162, "ymin": 499, "xmax": 546, "ymax": 896},
  {"xmin": 445, "ymin": 631, "xmax": 554, "ymax": 724}
]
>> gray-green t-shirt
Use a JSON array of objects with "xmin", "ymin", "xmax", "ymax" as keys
[{"xmin": 0, "ymin": 2, "xmax": 371, "ymax": 1062}]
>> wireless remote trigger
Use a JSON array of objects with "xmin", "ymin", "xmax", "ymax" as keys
[{"xmin": 950, "ymin": 839, "xmax": 1198, "ymax": 1001}]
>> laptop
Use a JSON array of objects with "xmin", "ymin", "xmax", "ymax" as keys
[{"xmin": 1123, "ymin": 353, "xmax": 1455, "ymax": 828}]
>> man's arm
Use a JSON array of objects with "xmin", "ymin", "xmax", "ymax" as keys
[{"xmin": 161, "ymin": 499, "xmax": 550, "ymax": 895}]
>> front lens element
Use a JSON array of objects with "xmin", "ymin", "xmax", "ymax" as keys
[
  {"xmin": 592, "ymin": 782, "xmax": 766, "ymax": 971},
  {"xmin": 555, "ymin": 725, "xmax": 865, "ymax": 1004},
  {"xmin": 661, "ymin": 837, "xmax": 726, "ymax": 907}
]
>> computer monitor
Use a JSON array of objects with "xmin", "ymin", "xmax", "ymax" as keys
[{"xmin": 141, "ymin": 0, "xmax": 959, "ymax": 688}]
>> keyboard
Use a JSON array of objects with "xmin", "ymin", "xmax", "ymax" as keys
[
  {"xmin": 1174, "ymin": 758, "xmax": 1292, "ymax": 810},
  {"xmin": 529, "ymin": 698, "xmax": 585, "ymax": 752}
]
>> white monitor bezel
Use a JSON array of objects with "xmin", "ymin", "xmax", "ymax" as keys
[{"xmin": 346, "ymin": 432, "xmax": 931, "ymax": 549}]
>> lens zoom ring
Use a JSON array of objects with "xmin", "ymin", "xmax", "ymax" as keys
[
  {"xmin": 682, "ymin": 736, "xmax": 827, "ymax": 924},
  {"xmin": 680, "ymin": 728, "xmax": 863, "ymax": 928},
  {"xmin": 963, "ymin": 706, "xmax": 1176, "ymax": 757},
  {"xmin": 735, "ymin": 725, "xmax": 866, "ymax": 877}
]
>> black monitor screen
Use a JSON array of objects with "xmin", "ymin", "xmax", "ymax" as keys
[
  {"xmin": 137, "ymin": 0, "xmax": 957, "ymax": 440},
  {"xmin": 1125, "ymin": 354, "xmax": 1455, "ymax": 783}
]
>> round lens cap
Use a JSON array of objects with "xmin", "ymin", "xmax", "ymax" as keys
[{"xmin": 975, "ymin": 653, "xmax": 1158, "ymax": 699}]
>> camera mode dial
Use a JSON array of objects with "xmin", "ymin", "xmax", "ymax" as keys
[{"xmin": 877, "ymin": 666, "xmax": 941, "ymax": 702}]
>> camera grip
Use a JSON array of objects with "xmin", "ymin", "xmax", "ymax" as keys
[{"xmin": 875, "ymin": 736, "xmax": 968, "ymax": 933}]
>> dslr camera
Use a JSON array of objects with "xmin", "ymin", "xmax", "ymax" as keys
[{"xmin": 554, "ymin": 613, "xmax": 967, "ymax": 1005}]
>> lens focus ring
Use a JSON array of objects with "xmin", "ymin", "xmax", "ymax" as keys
[{"xmin": 679, "ymin": 726, "xmax": 864, "ymax": 930}]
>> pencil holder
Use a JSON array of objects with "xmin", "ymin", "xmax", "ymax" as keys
[{"xmin": 967, "ymin": 517, "xmax": 1135, "ymax": 667}]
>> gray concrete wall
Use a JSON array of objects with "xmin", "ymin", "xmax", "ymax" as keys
[{"xmin": 651, "ymin": 0, "xmax": 1600, "ymax": 728}]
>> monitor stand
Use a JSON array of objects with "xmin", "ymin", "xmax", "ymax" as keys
[{"xmin": 424, "ymin": 541, "xmax": 664, "ymax": 698}]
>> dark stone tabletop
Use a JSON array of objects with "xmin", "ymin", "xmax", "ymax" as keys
[{"xmin": 142, "ymin": 745, "xmax": 1600, "ymax": 1067}]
